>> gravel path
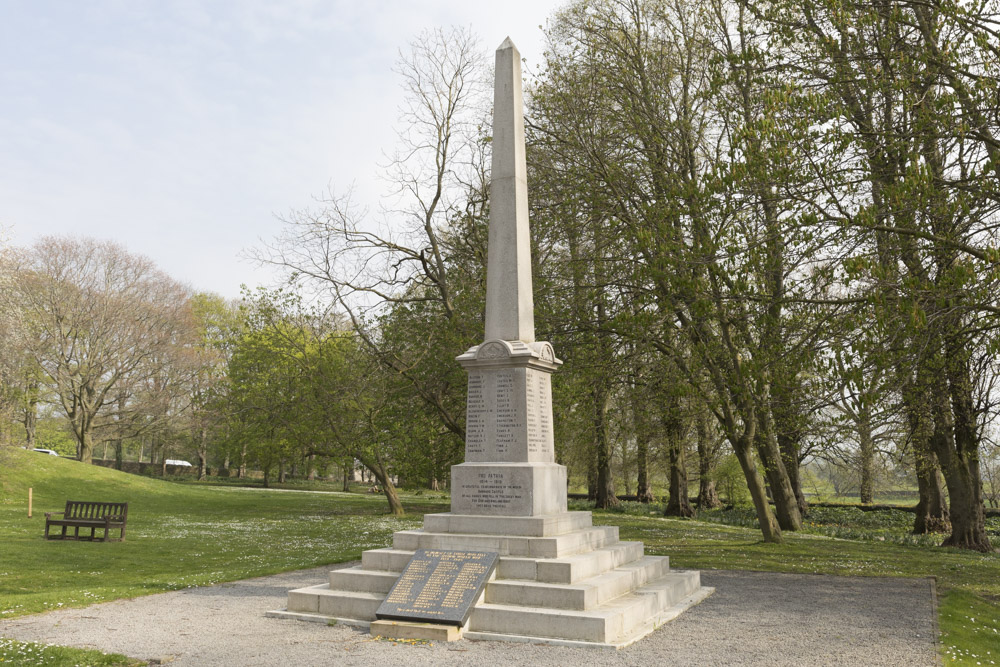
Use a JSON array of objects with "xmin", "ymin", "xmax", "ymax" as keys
[{"xmin": 0, "ymin": 565, "xmax": 938, "ymax": 666}]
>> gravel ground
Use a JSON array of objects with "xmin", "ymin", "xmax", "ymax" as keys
[{"xmin": 0, "ymin": 565, "xmax": 938, "ymax": 666}]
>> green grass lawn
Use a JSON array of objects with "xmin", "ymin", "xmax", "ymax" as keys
[
  {"xmin": 2, "ymin": 448, "xmax": 999, "ymax": 666},
  {"xmin": 0, "ymin": 448, "xmax": 439, "ymax": 618},
  {"xmin": 582, "ymin": 501, "xmax": 1000, "ymax": 666},
  {"xmin": 0, "ymin": 637, "xmax": 142, "ymax": 667}
]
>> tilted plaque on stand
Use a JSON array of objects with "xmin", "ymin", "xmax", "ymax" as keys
[{"xmin": 375, "ymin": 549, "xmax": 498, "ymax": 627}]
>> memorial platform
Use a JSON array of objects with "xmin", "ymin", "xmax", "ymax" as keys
[{"xmin": 267, "ymin": 510, "xmax": 710, "ymax": 647}]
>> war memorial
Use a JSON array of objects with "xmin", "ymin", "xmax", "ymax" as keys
[{"xmin": 268, "ymin": 37, "xmax": 712, "ymax": 648}]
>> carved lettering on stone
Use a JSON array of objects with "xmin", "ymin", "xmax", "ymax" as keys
[
  {"xmin": 493, "ymin": 369, "xmax": 516, "ymax": 456},
  {"xmin": 465, "ymin": 372, "xmax": 486, "ymax": 455},
  {"xmin": 458, "ymin": 469, "xmax": 525, "ymax": 512}
]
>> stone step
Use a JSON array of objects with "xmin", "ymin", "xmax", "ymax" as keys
[
  {"xmin": 392, "ymin": 525, "xmax": 619, "ymax": 558},
  {"xmin": 363, "ymin": 547, "xmax": 614, "ymax": 583},
  {"xmin": 498, "ymin": 543, "xmax": 644, "ymax": 583},
  {"xmin": 468, "ymin": 570, "xmax": 702, "ymax": 644},
  {"xmin": 328, "ymin": 567, "xmax": 398, "ymax": 594},
  {"xmin": 360, "ymin": 548, "xmax": 413, "ymax": 573},
  {"xmin": 534, "ymin": 541, "xmax": 647, "ymax": 584},
  {"xmin": 423, "ymin": 512, "xmax": 592, "ymax": 537},
  {"xmin": 485, "ymin": 556, "xmax": 670, "ymax": 610},
  {"xmin": 287, "ymin": 583, "xmax": 382, "ymax": 621}
]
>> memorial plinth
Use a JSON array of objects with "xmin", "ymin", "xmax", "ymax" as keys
[
  {"xmin": 452, "ymin": 339, "xmax": 565, "ymax": 517},
  {"xmin": 268, "ymin": 37, "xmax": 712, "ymax": 647}
]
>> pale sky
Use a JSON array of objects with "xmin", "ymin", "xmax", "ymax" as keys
[{"xmin": 1, "ymin": 1, "xmax": 561, "ymax": 298}]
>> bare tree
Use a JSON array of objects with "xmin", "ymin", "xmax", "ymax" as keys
[
  {"xmin": 257, "ymin": 26, "xmax": 489, "ymax": 439},
  {"xmin": 16, "ymin": 237, "xmax": 192, "ymax": 464}
]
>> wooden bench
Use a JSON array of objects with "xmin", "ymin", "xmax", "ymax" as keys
[{"xmin": 45, "ymin": 501, "xmax": 128, "ymax": 542}]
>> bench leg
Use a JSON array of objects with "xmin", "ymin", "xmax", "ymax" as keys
[
  {"xmin": 62, "ymin": 526, "xmax": 67, "ymax": 539},
  {"xmin": 44, "ymin": 523, "xmax": 50, "ymax": 539}
]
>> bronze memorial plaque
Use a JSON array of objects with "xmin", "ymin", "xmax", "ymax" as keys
[{"xmin": 375, "ymin": 549, "xmax": 498, "ymax": 626}]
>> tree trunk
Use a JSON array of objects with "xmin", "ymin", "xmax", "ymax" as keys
[
  {"xmin": 934, "ymin": 351, "xmax": 992, "ymax": 551},
  {"xmin": 633, "ymin": 385, "xmax": 655, "ymax": 503},
  {"xmin": 664, "ymin": 436, "xmax": 694, "ymax": 517},
  {"xmin": 198, "ymin": 426, "xmax": 208, "ymax": 481},
  {"xmin": 776, "ymin": 431, "xmax": 808, "ymax": 517},
  {"xmin": 22, "ymin": 389, "xmax": 37, "ymax": 448},
  {"xmin": 663, "ymin": 404, "xmax": 693, "ymax": 517},
  {"xmin": 635, "ymin": 433, "xmax": 655, "ymax": 503},
  {"xmin": 754, "ymin": 414, "xmax": 802, "ymax": 531},
  {"xmin": 594, "ymin": 384, "xmax": 618, "ymax": 509},
  {"xmin": 358, "ymin": 453, "xmax": 404, "ymax": 516},
  {"xmin": 238, "ymin": 442, "xmax": 247, "ymax": 479},
  {"xmin": 278, "ymin": 459, "xmax": 287, "ymax": 484},
  {"xmin": 914, "ymin": 458, "xmax": 950, "ymax": 534},
  {"xmin": 343, "ymin": 463, "xmax": 352, "ymax": 492},
  {"xmin": 78, "ymin": 429, "xmax": 94, "ymax": 465},
  {"xmin": 586, "ymin": 449, "xmax": 598, "ymax": 501},
  {"xmin": 908, "ymin": 381, "xmax": 951, "ymax": 534},
  {"xmin": 770, "ymin": 374, "xmax": 809, "ymax": 517},
  {"xmin": 733, "ymin": 435, "xmax": 782, "ymax": 543},
  {"xmin": 858, "ymin": 407, "xmax": 875, "ymax": 504},
  {"xmin": 114, "ymin": 440, "xmax": 124, "ymax": 471},
  {"xmin": 306, "ymin": 454, "xmax": 316, "ymax": 481},
  {"xmin": 696, "ymin": 413, "xmax": 721, "ymax": 509}
]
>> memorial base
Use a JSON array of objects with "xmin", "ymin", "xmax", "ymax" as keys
[
  {"xmin": 451, "ymin": 462, "xmax": 567, "ymax": 516},
  {"xmin": 268, "ymin": 509, "xmax": 712, "ymax": 647}
]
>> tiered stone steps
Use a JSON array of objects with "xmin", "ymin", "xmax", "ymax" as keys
[{"xmin": 269, "ymin": 511, "xmax": 711, "ymax": 647}]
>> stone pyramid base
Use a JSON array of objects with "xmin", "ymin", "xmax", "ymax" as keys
[{"xmin": 267, "ymin": 511, "xmax": 712, "ymax": 648}]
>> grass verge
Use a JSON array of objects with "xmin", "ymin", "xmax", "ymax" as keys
[{"xmin": 0, "ymin": 637, "xmax": 142, "ymax": 666}]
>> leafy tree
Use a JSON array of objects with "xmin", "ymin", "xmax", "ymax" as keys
[{"xmin": 752, "ymin": 0, "xmax": 1000, "ymax": 550}]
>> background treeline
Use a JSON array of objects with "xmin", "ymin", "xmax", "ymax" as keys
[{"xmin": 2, "ymin": 0, "xmax": 1000, "ymax": 551}]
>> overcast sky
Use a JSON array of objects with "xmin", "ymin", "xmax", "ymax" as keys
[{"xmin": 1, "ymin": 1, "xmax": 561, "ymax": 298}]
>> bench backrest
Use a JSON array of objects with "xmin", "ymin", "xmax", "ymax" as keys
[{"xmin": 64, "ymin": 501, "xmax": 128, "ymax": 521}]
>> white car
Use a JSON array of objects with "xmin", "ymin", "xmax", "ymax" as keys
[{"xmin": 165, "ymin": 459, "xmax": 193, "ymax": 467}]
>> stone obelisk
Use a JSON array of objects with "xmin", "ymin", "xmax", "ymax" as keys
[
  {"xmin": 452, "ymin": 38, "xmax": 565, "ymax": 517},
  {"xmin": 272, "ymin": 39, "xmax": 710, "ymax": 646}
]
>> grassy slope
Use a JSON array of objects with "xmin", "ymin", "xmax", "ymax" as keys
[{"xmin": 0, "ymin": 448, "xmax": 441, "ymax": 617}]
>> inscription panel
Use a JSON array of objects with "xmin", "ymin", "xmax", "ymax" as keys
[
  {"xmin": 464, "ymin": 368, "xmax": 527, "ymax": 461},
  {"xmin": 524, "ymin": 368, "xmax": 553, "ymax": 458},
  {"xmin": 456, "ymin": 467, "xmax": 525, "ymax": 513},
  {"xmin": 375, "ymin": 549, "xmax": 498, "ymax": 626},
  {"xmin": 465, "ymin": 373, "xmax": 487, "ymax": 456}
]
